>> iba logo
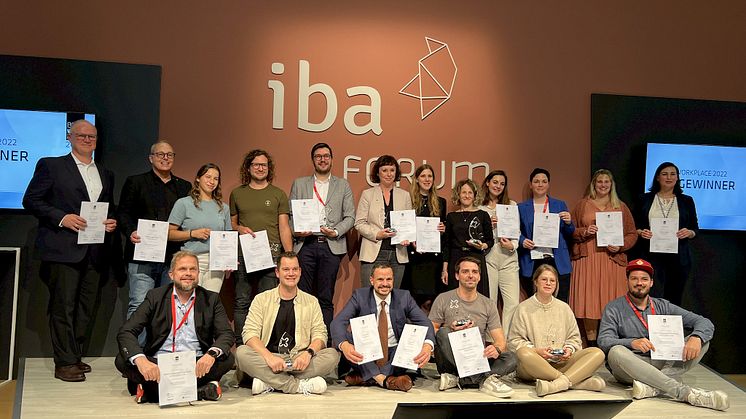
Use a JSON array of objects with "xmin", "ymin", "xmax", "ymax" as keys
[{"xmin": 268, "ymin": 37, "xmax": 456, "ymax": 135}]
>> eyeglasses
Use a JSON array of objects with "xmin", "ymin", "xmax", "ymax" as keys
[
  {"xmin": 251, "ymin": 163, "xmax": 268, "ymax": 169},
  {"xmin": 151, "ymin": 152, "xmax": 176, "ymax": 160},
  {"xmin": 313, "ymin": 154, "xmax": 332, "ymax": 161},
  {"xmin": 73, "ymin": 133, "xmax": 97, "ymax": 140}
]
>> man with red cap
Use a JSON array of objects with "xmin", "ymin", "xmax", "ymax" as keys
[{"xmin": 598, "ymin": 258, "xmax": 728, "ymax": 411}]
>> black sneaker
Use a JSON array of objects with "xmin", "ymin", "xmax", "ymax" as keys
[{"xmin": 198, "ymin": 381, "xmax": 222, "ymax": 401}]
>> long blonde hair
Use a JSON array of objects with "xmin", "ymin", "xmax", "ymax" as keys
[
  {"xmin": 587, "ymin": 169, "xmax": 621, "ymax": 209},
  {"xmin": 410, "ymin": 164, "xmax": 442, "ymax": 216}
]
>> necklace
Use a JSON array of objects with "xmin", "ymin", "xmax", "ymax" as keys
[{"xmin": 656, "ymin": 194, "xmax": 675, "ymax": 218}]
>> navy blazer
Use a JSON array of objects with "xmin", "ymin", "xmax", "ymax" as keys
[
  {"xmin": 117, "ymin": 284, "xmax": 234, "ymax": 360},
  {"xmin": 517, "ymin": 196, "xmax": 576, "ymax": 277},
  {"xmin": 330, "ymin": 287, "xmax": 435, "ymax": 350},
  {"xmin": 634, "ymin": 192, "xmax": 699, "ymax": 266},
  {"xmin": 22, "ymin": 154, "xmax": 115, "ymax": 265}
]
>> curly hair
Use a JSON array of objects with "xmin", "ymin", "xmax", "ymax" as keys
[
  {"xmin": 410, "ymin": 164, "xmax": 442, "ymax": 216},
  {"xmin": 370, "ymin": 155, "xmax": 400, "ymax": 184},
  {"xmin": 190, "ymin": 163, "xmax": 224, "ymax": 211},
  {"xmin": 480, "ymin": 170, "xmax": 511, "ymax": 206},
  {"xmin": 450, "ymin": 178, "xmax": 478, "ymax": 207},
  {"xmin": 239, "ymin": 149, "xmax": 274, "ymax": 185}
]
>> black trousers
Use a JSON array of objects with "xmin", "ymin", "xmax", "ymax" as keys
[
  {"xmin": 297, "ymin": 238, "xmax": 343, "ymax": 330},
  {"xmin": 646, "ymin": 253, "xmax": 690, "ymax": 306},
  {"xmin": 41, "ymin": 258, "xmax": 103, "ymax": 367},
  {"xmin": 115, "ymin": 352, "xmax": 235, "ymax": 401}
]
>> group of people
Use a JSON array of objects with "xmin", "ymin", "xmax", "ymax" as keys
[{"xmin": 21, "ymin": 120, "xmax": 727, "ymax": 411}]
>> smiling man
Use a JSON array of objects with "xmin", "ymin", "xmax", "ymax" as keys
[{"xmin": 235, "ymin": 251, "xmax": 339, "ymax": 395}]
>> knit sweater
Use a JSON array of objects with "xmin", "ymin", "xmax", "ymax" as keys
[{"xmin": 507, "ymin": 295, "xmax": 582, "ymax": 353}]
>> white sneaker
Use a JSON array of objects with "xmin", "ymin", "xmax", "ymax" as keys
[
  {"xmin": 439, "ymin": 373, "xmax": 459, "ymax": 391},
  {"xmin": 297, "ymin": 376, "xmax": 327, "ymax": 395},
  {"xmin": 252, "ymin": 378, "xmax": 275, "ymax": 395},
  {"xmin": 479, "ymin": 375, "xmax": 514, "ymax": 398},
  {"xmin": 631, "ymin": 380, "xmax": 660, "ymax": 399},
  {"xmin": 686, "ymin": 388, "xmax": 730, "ymax": 411}
]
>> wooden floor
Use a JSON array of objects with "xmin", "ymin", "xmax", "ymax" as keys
[{"xmin": 13, "ymin": 357, "xmax": 746, "ymax": 418}]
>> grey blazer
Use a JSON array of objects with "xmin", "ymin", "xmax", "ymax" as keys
[{"xmin": 289, "ymin": 175, "xmax": 355, "ymax": 255}]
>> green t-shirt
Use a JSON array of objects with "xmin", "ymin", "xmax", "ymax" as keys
[{"xmin": 229, "ymin": 184, "xmax": 289, "ymax": 257}]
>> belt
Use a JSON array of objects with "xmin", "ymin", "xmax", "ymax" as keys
[{"xmin": 305, "ymin": 235, "xmax": 327, "ymax": 243}]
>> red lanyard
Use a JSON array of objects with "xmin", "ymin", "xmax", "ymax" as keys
[
  {"xmin": 534, "ymin": 196, "xmax": 549, "ymax": 213},
  {"xmin": 171, "ymin": 292, "xmax": 196, "ymax": 352},
  {"xmin": 625, "ymin": 294, "xmax": 655, "ymax": 330},
  {"xmin": 313, "ymin": 182, "xmax": 326, "ymax": 207}
]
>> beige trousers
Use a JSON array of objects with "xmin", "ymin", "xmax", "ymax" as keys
[
  {"xmin": 516, "ymin": 346, "xmax": 605, "ymax": 385},
  {"xmin": 235, "ymin": 345, "xmax": 340, "ymax": 393}
]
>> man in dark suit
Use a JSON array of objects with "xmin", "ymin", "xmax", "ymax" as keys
[
  {"xmin": 116, "ymin": 250, "xmax": 235, "ymax": 403},
  {"xmin": 330, "ymin": 262, "xmax": 435, "ymax": 392},
  {"xmin": 23, "ymin": 119, "xmax": 117, "ymax": 382}
]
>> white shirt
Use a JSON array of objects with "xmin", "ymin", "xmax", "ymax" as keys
[
  {"xmin": 71, "ymin": 153, "xmax": 103, "ymax": 202},
  {"xmin": 313, "ymin": 174, "xmax": 330, "ymax": 226}
]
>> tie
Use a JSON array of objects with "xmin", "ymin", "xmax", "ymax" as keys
[{"xmin": 376, "ymin": 301, "xmax": 388, "ymax": 367}]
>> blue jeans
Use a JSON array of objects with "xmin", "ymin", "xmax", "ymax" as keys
[{"xmin": 127, "ymin": 262, "xmax": 170, "ymax": 345}]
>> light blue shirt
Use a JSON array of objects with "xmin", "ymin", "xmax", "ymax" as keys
[
  {"xmin": 157, "ymin": 289, "xmax": 201, "ymax": 356},
  {"xmin": 168, "ymin": 197, "xmax": 232, "ymax": 254}
]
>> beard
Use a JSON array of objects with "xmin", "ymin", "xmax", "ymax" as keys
[
  {"xmin": 174, "ymin": 279, "xmax": 197, "ymax": 292},
  {"xmin": 628, "ymin": 288, "xmax": 649, "ymax": 300}
]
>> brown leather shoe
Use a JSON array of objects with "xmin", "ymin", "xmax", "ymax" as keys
[
  {"xmin": 385, "ymin": 375, "xmax": 413, "ymax": 392},
  {"xmin": 344, "ymin": 373, "xmax": 365, "ymax": 386},
  {"xmin": 55, "ymin": 365, "xmax": 85, "ymax": 382},
  {"xmin": 76, "ymin": 362, "xmax": 92, "ymax": 373}
]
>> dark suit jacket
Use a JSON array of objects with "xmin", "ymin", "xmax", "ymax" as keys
[
  {"xmin": 330, "ymin": 287, "xmax": 435, "ymax": 349},
  {"xmin": 117, "ymin": 284, "xmax": 234, "ymax": 360},
  {"xmin": 117, "ymin": 170, "xmax": 191, "ymax": 262},
  {"xmin": 634, "ymin": 192, "xmax": 699, "ymax": 266},
  {"xmin": 22, "ymin": 154, "xmax": 115, "ymax": 265},
  {"xmin": 517, "ymin": 196, "xmax": 576, "ymax": 277}
]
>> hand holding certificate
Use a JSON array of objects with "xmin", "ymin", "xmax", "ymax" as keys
[
  {"xmin": 596, "ymin": 211, "xmax": 624, "ymax": 247},
  {"xmin": 209, "ymin": 231, "xmax": 238, "ymax": 270},
  {"xmin": 158, "ymin": 351, "xmax": 197, "ymax": 406},
  {"xmin": 495, "ymin": 204, "xmax": 520, "ymax": 239},
  {"xmin": 447, "ymin": 327, "xmax": 490, "ymax": 378},
  {"xmin": 291, "ymin": 199, "xmax": 321, "ymax": 233},
  {"xmin": 392, "ymin": 324, "xmax": 428, "ymax": 370},
  {"xmin": 650, "ymin": 218, "xmax": 679, "ymax": 254},
  {"xmin": 349, "ymin": 314, "xmax": 384, "ymax": 364},
  {"xmin": 239, "ymin": 230, "xmax": 275, "ymax": 273},
  {"xmin": 648, "ymin": 315, "xmax": 685, "ymax": 361},
  {"xmin": 415, "ymin": 217, "xmax": 441, "ymax": 253},
  {"xmin": 77, "ymin": 201, "xmax": 109, "ymax": 244},
  {"xmin": 532, "ymin": 212, "xmax": 560, "ymax": 249},
  {"xmin": 133, "ymin": 219, "xmax": 169, "ymax": 262},
  {"xmin": 390, "ymin": 210, "xmax": 417, "ymax": 244}
]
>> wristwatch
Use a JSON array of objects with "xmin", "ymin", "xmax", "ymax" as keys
[
  {"xmin": 305, "ymin": 348, "xmax": 316, "ymax": 357},
  {"xmin": 206, "ymin": 349, "xmax": 220, "ymax": 359}
]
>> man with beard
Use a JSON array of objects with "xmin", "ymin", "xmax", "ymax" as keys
[
  {"xmin": 116, "ymin": 250, "xmax": 234, "ymax": 403},
  {"xmin": 235, "ymin": 252, "xmax": 339, "ymax": 395},
  {"xmin": 289, "ymin": 143, "xmax": 355, "ymax": 331},
  {"xmin": 331, "ymin": 263, "xmax": 435, "ymax": 392},
  {"xmin": 598, "ymin": 258, "xmax": 729, "ymax": 411},
  {"xmin": 231, "ymin": 149, "xmax": 293, "ymax": 346},
  {"xmin": 429, "ymin": 256, "xmax": 517, "ymax": 398}
]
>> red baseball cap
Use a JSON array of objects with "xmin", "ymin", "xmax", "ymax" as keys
[{"xmin": 626, "ymin": 258, "xmax": 654, "ymax": 277}]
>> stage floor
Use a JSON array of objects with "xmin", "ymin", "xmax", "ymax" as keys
[{"xmin": 15, "ymin": 357, "xmax": 745, "ymax": 418}]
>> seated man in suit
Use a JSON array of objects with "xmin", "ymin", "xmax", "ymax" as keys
[
  {"xmin": 235, "ymin": 251, "xmax": 339, "ymax": 395},
  {"xmin": 330, "ymin": 262, "xmax": 435, "ymax": 392},
  {"xmin": 116, "ymin": 250, "xmax": 234, "ymax": 403}
]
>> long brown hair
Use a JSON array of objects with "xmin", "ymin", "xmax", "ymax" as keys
[
  {"xmin": 480, "ymin": 170, "xmax": 511, "ymax": 205},
  {"xmin": 410, "ymin": 164, "xmax": 442, "ymax": 216},
  {"xmin": 450, "ymin": 179, "xmax": 478, "ymax": 207},
  {"xmin": 190, "ymin": 163, "xmax": 224, "ymax": 211}
]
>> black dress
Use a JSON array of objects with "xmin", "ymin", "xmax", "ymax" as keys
[
  {"xmin": 402, "ymin": 196, "xmax": 447, "ymax": 305},
  {"xmin": 443, "ymin": 209, "xmax": 494, "ymax": 297}
]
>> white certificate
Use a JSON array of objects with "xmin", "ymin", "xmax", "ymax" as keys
[
  {"xmin": 392, "ymin": 324, "xmax": 428, "ymax": 370},
  {"xmin": 532, "ymin": 212, "xmax": 560, "ymax": 249},
  {"xmin": 157, "ymin": 350, "xmax": 197, "ymax": 406},
  {"xmin": 390, "ymin": 210, "xmax": 417, "ymax": 245},
  {"xmin": 133, "ymin": 219, "xmax": 169, "ymax": 262},
  {"xmin": 77, "ymin": 201, "xmax": 109, "ymax": 244},
  {"xmin": 650, "ymin": 218, "xmax": 679, "ymax": 254},
  {"xmin": 596, "ymin": 211, "xmax": 624, "ymax": 247},
  {"xmin": 239, "ymin": 230, "xmax": 276, "ymax": 273},
  {"xmin": 291, "ymin": 199, "xmax": 321, "ymax": 233},
  {"xmin": 349, "ymin": 313, "xmax": 384, "ymax": 364},
  {"xmin": 209, "ymin": 231, "xmax": 238, "ymax": 270},
  {"xmin": 648, "ymin": 315, "xmax": 685, "ymax": 361},
  {"xmin": 415, "ymin": 217, "xmax": 441, "ymax": 253},
  {"xmin": 495, "ymin": 204, "xmax": 520, "ymax": 239},
  {"xmin": 447, "ymin": 327, "xmax": 490, "ymax": 378}
]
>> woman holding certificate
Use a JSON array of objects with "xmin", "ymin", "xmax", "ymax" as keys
[
  {"xmin": 355, "ymin": 155, "xmax": 412, "ymax": 288},
  {"xmin": 402, "ymin": 164, "xmax": 446, "ymax": 311},
  {"xmin": 633, "ymin": 162, "xmax": 698, "ymax": 306},
  {"xmin": 442, "ymin": 179, "xmax": 494, "ymax": 296},
  {"xmin": 569, "ymin": 169, "xmax": 637, "ymax": 347},
  {"xmin": 478, "ymin": 170, "xmax": 520, "ymax": 332},
  {"xmin": 517, "ymin": 168, "xmax": 575, "ymax": 302},
  {"xmin": 508, "ymin": 264, "xmax": 606, "ymax": 397},
  {"xmin": 167, "ymin": 163, "xmax": 232, "ymax": 293}
]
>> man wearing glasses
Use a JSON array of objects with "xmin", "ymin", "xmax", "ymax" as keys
[
  {"xmin": 289, "ymin": 143, "xmax": 355, "ymax": 332},
  {"xmin": 117, "ymin": 141, "xmax": 191, "ymax": 334},
  {"xmin": 230, "ymin": 149, "xmax": 293, "ymax": 349},
  {"xmin": 23, "ymin": 120, "xmax": 118, "ymax": 382}
]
